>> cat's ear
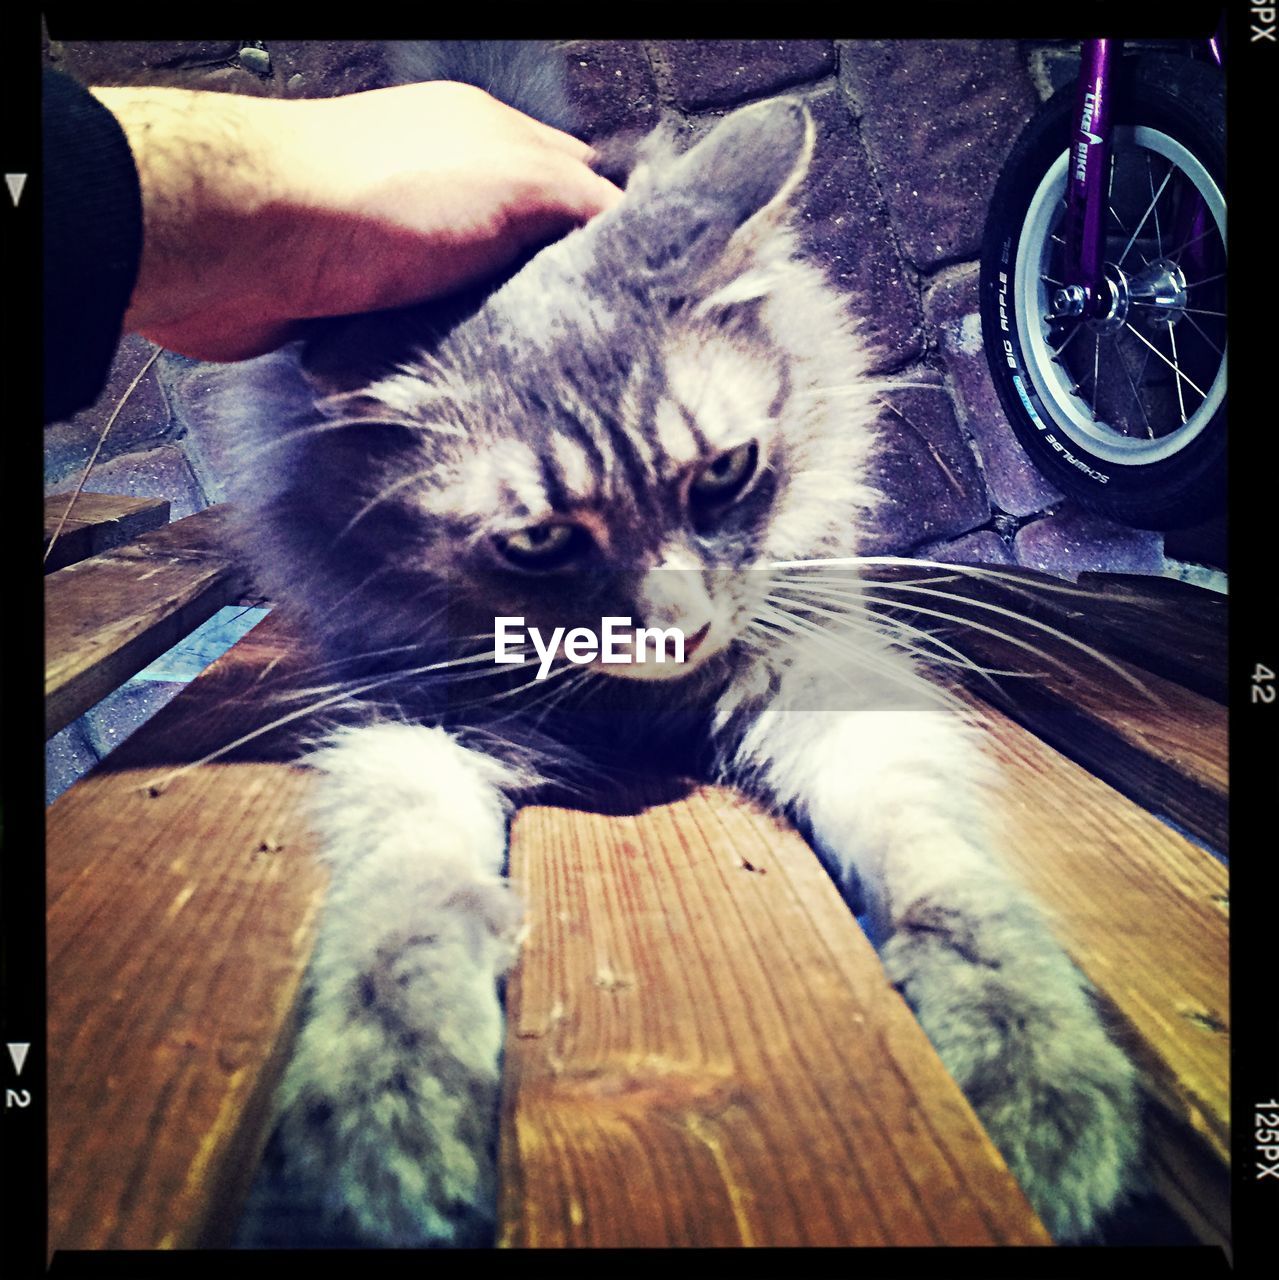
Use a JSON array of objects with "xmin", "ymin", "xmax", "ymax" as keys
[
  {"xmin": 672, "ymin": 97, "xmax": 814, "ymax": 244},
  {"xmin": 611, "ymin": 99, "xmax": 813, "ymax": 310}
]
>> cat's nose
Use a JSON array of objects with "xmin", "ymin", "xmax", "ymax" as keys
[{"xmin": 682, "ymin": 622, "xmax": 711, "ymax": 657}]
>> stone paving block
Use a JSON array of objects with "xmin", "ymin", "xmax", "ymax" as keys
[
  {"xmin": 159, "ymin": 356, "xmax": 246, "ymax": 503},
  {"xmin": 269, "ymin": 41, "xmax": 389, "ymax": 97},
  {"xmin": 44, "ymin": 334, "xmax": 172, "ymax": 487},
  {"xmin": 862, "ymin": 382, "xmax": 989, "ymax": 555},
  {"xmin": 798, "ymin": 90, "xmax": 924, "ymax": 371},
  {"xmin": 49, "ymin": 40, "xmax": 267, "ymax": 95},
  {"xmin": 841, "ymin": 41, "xmax": 1038, "ymax": 269},
  {"xmin": 1029, "ymin": 45, "xmax": 1080, "ymax": 100},
  {"xmin": 917, "ymin": 529, "xmax": 1015, "ymax": 566},
  {"xmin": 654, "ymin": 40, "xmax": 836, "ymax": 111},
  {"xmin": 1012, "ymin": 505, "xmax": 1164, "ymax": 580},
  {"xmin": 924, "ymin": 264, "xmax": 1061, "ymax": 517},
  {"xmin": 560, "ymin": 40, "xmax": 660, "ymax": 139},
  {"xmin": 46, "ymin": 720, "xmax": 100, "ymax": 805},
  {"xmin": 82, "ymin": 680, "xmax": 187, "ymax": 761},
  {"xmin": 46, "ymin": 444, "xmax": 207, "ymax": 521}
]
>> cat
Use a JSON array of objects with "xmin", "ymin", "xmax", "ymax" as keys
[{"xmin": 217, "ymin": 41, "xmax": 1141, "ymax": 1247}]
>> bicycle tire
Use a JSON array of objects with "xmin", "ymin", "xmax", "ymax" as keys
[{"xmin": 979, "ymin": 55, "xmax": 1226, "ymax": 530}]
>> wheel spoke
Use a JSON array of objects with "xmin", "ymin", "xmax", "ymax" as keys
[
  {"xmin": 1050, "ymin": 322, "xmax": 1086, "ymax": 359},
  {"xmin": 1118, "ymin": 165, "xmax": 1173, "ymax": 269},
  {"xmin": 1091, "ymin": 332, "xmax": 1101, "ymax": 419},
  {"xmin": 1123, "ymin": 321, "xmax": 1208, "ymax": 400},
  {"xmin": 1110, "ymin": 333, "xmax": 1158, "ymax": 438},
  {"xmin": 1167, "ymin": 322, "xmax": 1188, "ymax": 424},
  {"xmin": 1178, "ymin": 309, "xmax": 1226, "ymax": 358},
  {"xmin": 1147, "ymin": 154, "xmax": 1164, "ymax": 258},
  {"xmin": 1185, "ymin": 270, "xmax": 1227, "ymax": 289},
  {"xmin": 1128, "ymin": 302, "xmax": 1227, "ymax": 318},
  {"xmin": 1168, "ymin": 224, "xmax": 1222, "ymax": 265}
]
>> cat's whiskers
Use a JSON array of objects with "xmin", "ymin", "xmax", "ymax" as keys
[
  {"xmin": 775, "ymin": 578, "xmax": 1083, "ymax": 693},
  {"xmin": 257, "ymin": 650, "xmax": 515, "ymax": 708},
  {"xmin": 768, "ymin": 583, "xmax": 1034, "ymax": 685},
  {"xmin": 750, "ymin": 600, "xmax": 971, "ymax": 719},
  {"xmin": 755, "ymin": 596, "xmax": 967, "ymax": 708},
  {"xmin": 769, "ymin": 579, "xmax": 1025, "ymax": 681},
  {"xmin": 246, "ymin": 632, "xmax": 482, "ymax": 699},
  {"xmin": 762, "ymin": 592, "xmax": 1002, "ymax": 716},
  {"xmin": 495, "ymin": 665, "xmax": 595, "ymax": 730},
  {"xmin": 228, "ymin": 414, "xmax": 433, "ymax": 469},
  {"xmin": 449, "ymin": 655, "xmax": 584, "ymax": 714},
  {"xmin": 139, "ymin": 644, "xmax": 535, "ymax": 794},
  {"xmin": 458, "ymin": 721, "xmax": 601, "ymax": 803},
  {"xmin": 328, "ymin": 464, "xmax": 446, "ymax": 549},
  {"xmin": 751, "ymin": 609, "xmax": 970, "ymax": 723},
  {"xmin": 764, "ymin": 554, "xmax": 1120, "ymax": 602},
  {"xmin": 771, "ymin": 569, "xmax": 1162, "ymax": 706}
]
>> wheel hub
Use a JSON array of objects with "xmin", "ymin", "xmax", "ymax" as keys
[{"xmin": 1090, "ymin": 257, "xmax": 1188, "ymax": 334}]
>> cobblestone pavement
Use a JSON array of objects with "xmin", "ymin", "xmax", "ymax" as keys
[{"xmin": 43, "ymin": 36, "xmax": 1216, "ymax": 789}]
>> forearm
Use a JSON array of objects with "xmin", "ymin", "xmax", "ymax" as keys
[
  {"xmin": 91, "ymin": 85, "xmax": 305, "ymax": 357},
  {"xmin": 57, "ymin": 78, "xmax": 620, "ymax": 367}
]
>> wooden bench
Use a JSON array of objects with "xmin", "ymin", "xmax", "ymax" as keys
[{"xmin": 44, "ymin": 496, "xmax": 1229, "ymax": 1256}]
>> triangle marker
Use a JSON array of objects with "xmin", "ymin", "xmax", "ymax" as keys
[
  {"xmin": 5, "ymin": 173, "xmax": 27, "ymax": 207},
  {"xmin": 7, "ymin": 1042, "xmax": 30, "ymax": 1075}
]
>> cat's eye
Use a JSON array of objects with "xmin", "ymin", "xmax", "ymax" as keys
[
  {"xmin": 690, "ymin": 441, "xmax": 758, "ymax": 504},
  {"xmin": 496, "ymin": 522, "xmax": 586, "ymax": 571}
]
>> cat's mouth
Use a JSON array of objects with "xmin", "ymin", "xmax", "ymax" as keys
[
  {"xmin": 490, "ymin": 613, "xmax": 729, "ymax": 683},
  {"xmin": 595, "ymin": 620, "xmax": 723, "ymax": 682}
]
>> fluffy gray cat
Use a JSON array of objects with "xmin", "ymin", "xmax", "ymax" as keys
[{"xmin": 220, "ymin": 42, "xmax": 1139, "ymax": 1247}]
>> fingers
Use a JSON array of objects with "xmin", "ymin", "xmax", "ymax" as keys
[
  {"xmin": 507, "ymin": 108, "xmax": 625, "ymax": 219},
  {"xmin": 553, "ymin": 156, "xmax": 625, "ymax": 221},
  {"xmin": 526, "ymin": 116, "xmax": 597, "ymax": 164}
]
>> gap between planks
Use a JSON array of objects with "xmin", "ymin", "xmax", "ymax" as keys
[
  {"xmin": 43, "ymin": 492, "xmax": 171, "ymax": 572},
  {"xmin": 44, "ymin": 505, "xmax": 250, "ymax": 737}
]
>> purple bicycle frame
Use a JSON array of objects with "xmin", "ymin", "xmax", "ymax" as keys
[{"xmin": 1061, "ymin": 19, "xmax": 1223, "ymax": 313}]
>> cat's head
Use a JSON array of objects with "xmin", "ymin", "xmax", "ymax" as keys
[{"xmin": 224, "ymin": 98, "xmax": 880, "ymax": 684}]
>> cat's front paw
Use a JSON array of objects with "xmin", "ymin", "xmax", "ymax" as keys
[
  {"xmin": 247, "ymin": 880, "xmax": 521, "ymax": 1247},
  {"xmin": 882, "ymin": 919, "xmax": 1141, "ymax": 1243}
]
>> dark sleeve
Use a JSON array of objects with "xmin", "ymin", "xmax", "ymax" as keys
[{"xmin": 43, "ymin": 68, "xmax": 144, "ymax": 423}]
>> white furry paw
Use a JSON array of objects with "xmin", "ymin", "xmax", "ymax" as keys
[
  {"xmin": 251, "ymin": 880, "xmax": 521, "ymax": 1247},
  {"xmin": 882, "ymin": 913, "xmax": 1141, "ymax": 1242}
]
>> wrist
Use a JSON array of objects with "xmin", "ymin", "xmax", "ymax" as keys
[{"xmin": 94, "ymin": 86, "xmax": 298, "ymax": 337}]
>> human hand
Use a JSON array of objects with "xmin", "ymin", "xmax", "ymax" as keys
[{"xmin": 93, "ymin": 81, "xmax": 624, "ymax": 361}]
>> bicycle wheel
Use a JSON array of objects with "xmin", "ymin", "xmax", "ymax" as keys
[{"xmin": 979, "ymin": 56, "xmax": 1225, "ymax": 529}]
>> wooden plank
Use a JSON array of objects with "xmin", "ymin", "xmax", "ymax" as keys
[
  {"xmin": 975, "ymin": 570, "xmax": 1226, "ymax": 703},
  {"xmin": 47, "ymin": 765, "xmax": 326, "ymax": 1254},
  {"xmin": 1075, "ymin": 570, "xmax": 1224, "ymax": 601},
  {"xmin": 45, "ymin": 591, "xmax": 1228, "ymax": 1250},
  {"xmin": 935, "ymin": 623, "xmax": 1227, "ymax": 854},
  {"xmin": 44, "ymin": 504, "xmax": 251, "ymax": 738},
  {"xmin": 43, "ymin": 492, "xmax": 171, "ymax": 572},
  {"xmin": 862, "ymin": 564, "xmax": 1228, "ymax": 702},
  {"xmin": 46, "ymin": 615, "xmax": 328, "ymax": 1256},
  {"xmin": 498, "ymin": 785, "xmax": 1051, "ymax": 1248},
  {"xmin": 968, "ymin": 693, "xmax": 1230, "ymax": 1249}
]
